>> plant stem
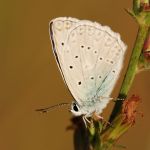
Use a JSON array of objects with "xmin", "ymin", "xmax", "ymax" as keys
[
  {"xmin": 133, "ymin": 0, "xmax": 140, "ymax": 14},
  {"xmin": 110, "ymin": 24, "xmax": 149, "ymax": 122}
]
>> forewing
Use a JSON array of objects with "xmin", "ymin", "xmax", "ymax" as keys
[
  {"xmin": 50, "ymin": 17, "xmax": 127, "ymax": 105},
  {"xmin": 49, "ymin": 17, "xmax": 79, "ymax": 87}
]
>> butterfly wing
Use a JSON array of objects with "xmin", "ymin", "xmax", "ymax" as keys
[
  {"xmin": 97, "ymin": 51, "xmax": 125, "ymax": 97},
  {"xmin": 49, "ymin": 17, "xmax": 79, "ymax": 81},
  {"xmin": 50, "ymin": 17, "xmax": 127, "ymax": 107}
]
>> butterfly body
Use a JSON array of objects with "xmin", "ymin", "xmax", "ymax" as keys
[
  {"xmin": 71, "ymin": 96, "xmax": 112, "ymax": 117},
  {"xmin": 49, "ymin": 17, "xmax": 127, "ymax": 117}
]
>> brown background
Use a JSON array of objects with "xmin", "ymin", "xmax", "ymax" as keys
[{"xmin": 0, "ymin": 0, "xmax": 150, "ymax": 150}]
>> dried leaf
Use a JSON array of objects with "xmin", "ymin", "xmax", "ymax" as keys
[{"xmin": 122, "ymin": 95, "xmax": 141, "ymax": 125}]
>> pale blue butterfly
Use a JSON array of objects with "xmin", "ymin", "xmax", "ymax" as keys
[{"xmin": 43, "ymin": 17, "xmax": 126, "ymax": 123}]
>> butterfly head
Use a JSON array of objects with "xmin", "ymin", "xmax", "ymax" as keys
[{"xmin": 70, "ymin": 101, "xmax": 83, "ymax": 116}]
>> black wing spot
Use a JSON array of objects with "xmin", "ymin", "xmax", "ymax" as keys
[
  {"xmin": 94, "ymin": 51, "xmax": 97, "ymax": 54},
  {"xmin": 99, "ymin": 57, "xmax": 103, "ymax": 60},
  {"xmin": 75, "ymin": 56, "xmax": 78, "ymax": 58},
  {"xmin": 112, "ymin": 70, "xmax": 115, "ymax": 73},
  {"xmin": 78, "ymin": 81, "xmax": 81, "ymax": 85},
  {"xmin": 90, "ymin": 77, "xmax": 94, "ymax": 80},
  {"xmin": 81, "ymin": 45, "xmax": 84, "ymax": 48},
  {"xmin": 69, "ymin": 66, "xmax": 73, "ymax": 69},
  {"xmin": 110, "ymin": 61, "xmax": 114, "ymax": 64},
  {"xmin": 61, "ymin": 42, "xmax": 64, "ymax": 46},
  {"xmin": 87, "ymin": 46, "xmax": 91, "ymax": 50},
  {"xmin": 99, "ymin": 76, "xmax": 102, "ymax": 78}
]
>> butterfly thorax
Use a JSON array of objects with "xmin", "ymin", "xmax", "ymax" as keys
[{"xmin": 71, "ymin": 96, "xmax": 111, "ymax": 117}]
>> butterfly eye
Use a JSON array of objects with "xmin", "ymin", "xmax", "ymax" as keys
[
  {"xmin": 112, "ymin": 70, "xmax": 116, "ymax": 73},
  {"xmin": 73, "ymin": 103, "xmax": 79, "ymax": 112}
]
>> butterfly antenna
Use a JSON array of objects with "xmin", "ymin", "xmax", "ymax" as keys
[
  {"xmin": 35, "ymin": 103, "xmax": 70, "ymax": 113},
  {"xmin": 99, "ymin": 96, "xmax": 124, "ymax": 102},
  {"xmin": 113, "ymin": 97, "xmax": 125, "ymax": 102}
]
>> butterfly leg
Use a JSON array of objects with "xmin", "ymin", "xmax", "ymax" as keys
[
  {"xmin": 82, "ymin": 115, "xmax": 92, "ymax": 128},
  {"xmin": 93, "ymin": 114, "xmax": 103, "ymax": 123},
  {"xmin": 82, "ymin": 116, "xmax": 87, "ymax": 128},
  {"xmin": 93, "ymin": 112, "xmax": 113, "ymax": 127}
]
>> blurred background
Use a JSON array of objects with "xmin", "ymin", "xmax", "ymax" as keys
[{"xmin": 0, "ymin": 0, "xmax": 150, "ymax": 150}]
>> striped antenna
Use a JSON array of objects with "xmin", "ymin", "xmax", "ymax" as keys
[
  {"xmin": 99, "ymin": 96, "xmax": 125, "ymax": 102},
  {"xmin": 113, "ymin": 97, "xmax": 125, "ymax": 102},
  {"xmin": 35, "ymin": 103, "xmax": 70, "ymax": 113}
]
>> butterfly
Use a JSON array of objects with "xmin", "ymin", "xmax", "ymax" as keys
[{"xmin": 47, "ymin": 17, "xmax": 127, "ymax": 124}]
